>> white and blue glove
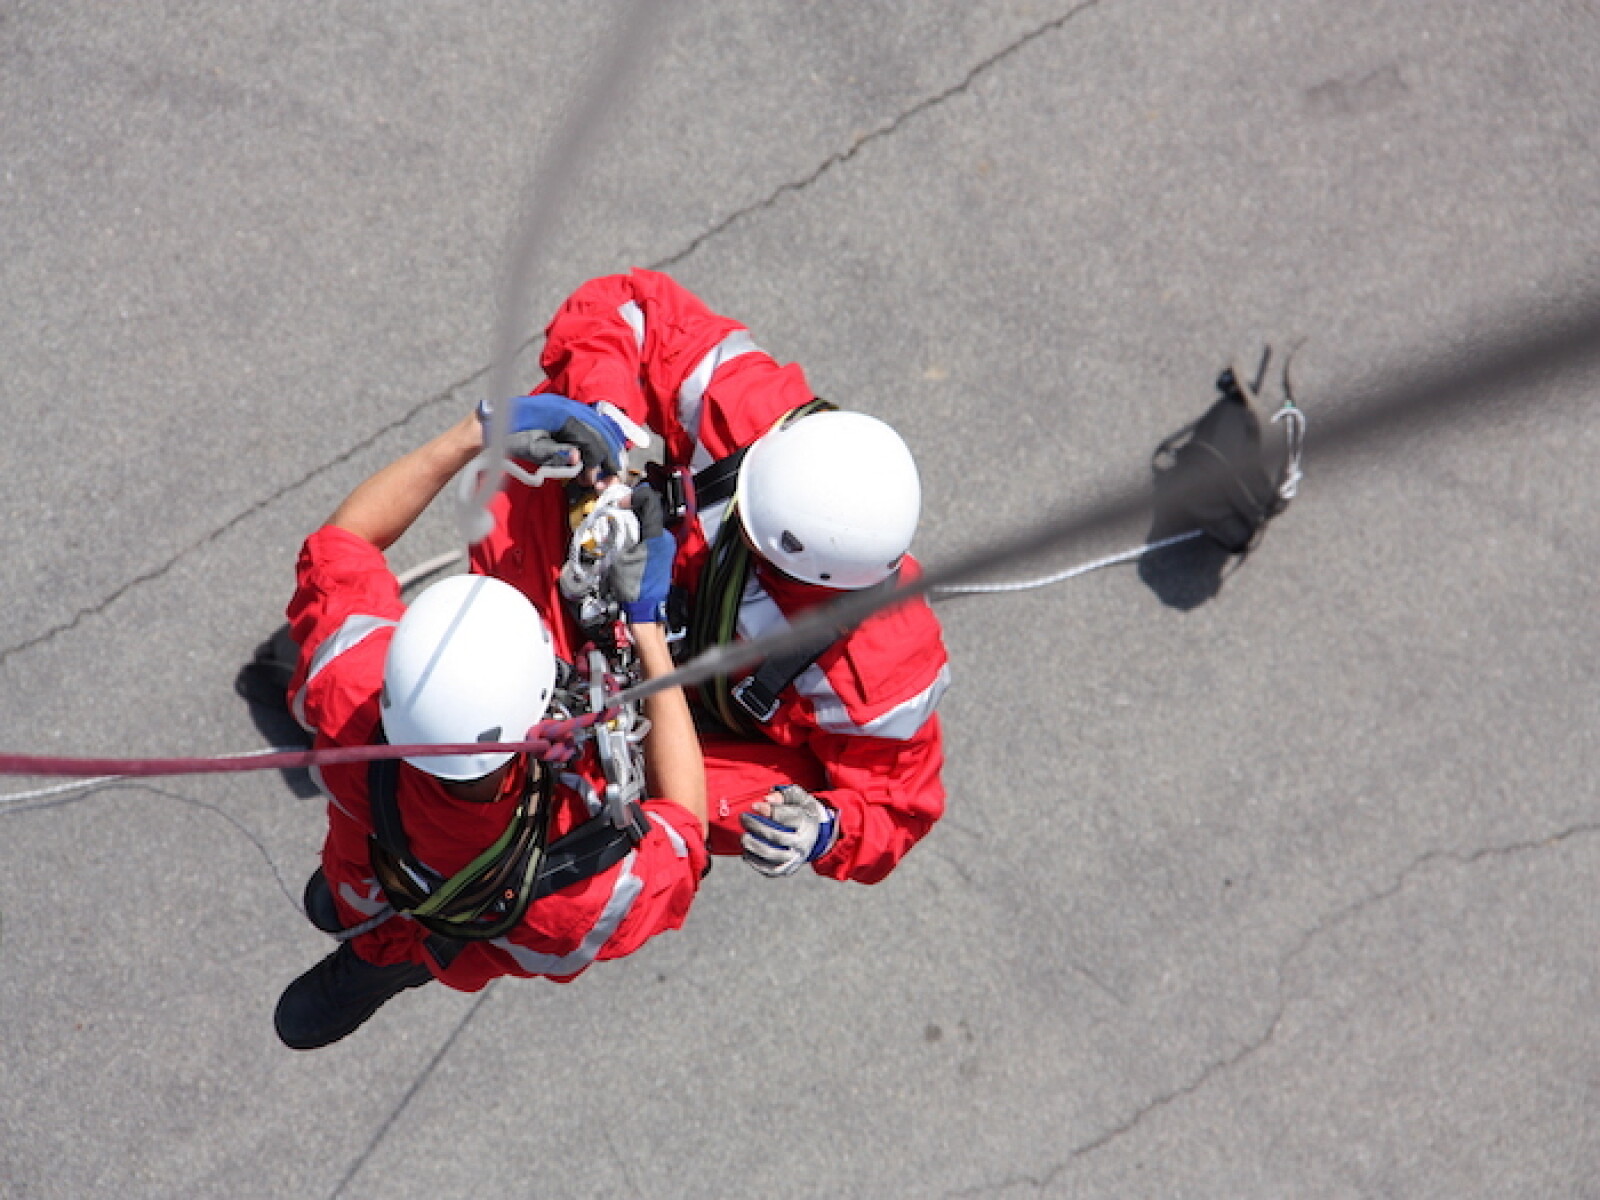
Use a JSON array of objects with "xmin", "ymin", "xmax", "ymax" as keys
[
  {"xmin": 740, "ymin": 786, "xmax": 838, "ymax": 877},
  {"xmin": 482, "ymin": 393, "xmax": 628, "ymax": 478},
  {"xmin": 608, "ymin": 484, "xmax": 676, "ymax": 624}
]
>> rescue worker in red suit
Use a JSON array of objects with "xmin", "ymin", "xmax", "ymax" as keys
[
  {"xmin": 469, "ymin": 269, "xmax": 950, "ymax": 885},
  {"xmin": 274, "ymin": 411, "xmax": 707, "ymax": 1051}
]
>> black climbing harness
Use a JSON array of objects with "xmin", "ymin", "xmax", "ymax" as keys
[{"xmin": 364, "ymin": 716, "xmax": 649, "ymax": 967}]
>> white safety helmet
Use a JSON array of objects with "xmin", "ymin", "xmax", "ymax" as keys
[
  {"xmin": 734, "ymin": 410, "xmax": 921, "ymax": 589},
  {"xmin": 380, "ymin": 574, "xmax": 557, "ymax": 781}
]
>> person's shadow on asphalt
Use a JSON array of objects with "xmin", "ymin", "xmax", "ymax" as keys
[{"xmin": 234, "ymin": 624, "xmax": 320, "ymax": 799}]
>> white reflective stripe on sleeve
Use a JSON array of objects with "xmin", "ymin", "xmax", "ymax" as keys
[
  {"xmin": 738, "ymin": 578, "xmax": 947, "ymax": 741},
  {"xmin": 800, "ymin": 661, "xmax": 951, "ymax": 740},
  {"xmin": 678, "ymin": 329, "xmax": 760, "ymax": 472},
  {"xmin": 657, "ymin": 816, "xmax": 689, "ymax": 858},
  {"xmin": 290, "ymin": 614, "xmax": 397, "ymax": 728},
  {"xmin": 617, "ymin": 299, "xmax": 645, "ymax": 352},
  {"xmin": 491, "ymin": 852, "xmax": 644, "ymax": 975}
]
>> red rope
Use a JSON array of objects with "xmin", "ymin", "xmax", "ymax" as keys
[{"xmin": 0, "ymin": 712, "xmax": 605, "ymax": 779}]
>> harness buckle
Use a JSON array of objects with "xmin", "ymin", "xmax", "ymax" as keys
[{"xmin": 730, "ymin": 675, "xmax": 781, "ymax": 724}]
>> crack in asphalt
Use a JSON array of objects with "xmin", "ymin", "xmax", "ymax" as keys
[
  {"xmin": 944, "ymin": 820, "xmax": 1600, "ymax": 1197},
  {"xmin": 0, "ymin": 778, "xmax": 305, "ymax": 912},
  {"xmin": 329, "ymin": 986, "xmax": 499, "ymax": 1200},
  {"xmin": 137, "ymin": 781, "xmax": 306, "ymax": 914},
  {"xmin": 0, "ymin": 1, "xmax": 1111, "ymax": 675},
  {"xmin": 0, "ymin": 374, "xmax": 485, "ymax": 670},
  {"xmin": 654, "ymin": 0, "xmax": 1107, "ymax": 274}
]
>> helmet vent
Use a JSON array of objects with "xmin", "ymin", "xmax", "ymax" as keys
[
  {"xmin": 780, "ymin": 530, "xmax": 805, "ymax": 554},
  {"xmin": 476, "ymin": 725, "xmax": 503, "ymax": 744}
]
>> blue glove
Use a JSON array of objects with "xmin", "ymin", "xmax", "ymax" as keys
[
  {"xmin": 482, "ymin": 393, "xmax": 628, "ymax": 477},
  {"xmin": 740, "ymin": 786, "xmax": 838, "ymax": 877},
  {"xmin": 610, "ymin": 485, "xmax": 676, "ymax": 623}
]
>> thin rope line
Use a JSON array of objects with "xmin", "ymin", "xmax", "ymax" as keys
[
  {"xmin": 395, "ymin": 550, "xmax": 465, "ymax": 590},
  {"xmin": 0, "ymin": 746, "xmax": 298, "ymax": 810},
  {"xmin": 0, "ymin": 713, "xmax": 600, "ymax": 784},
  {"xmin": 929, "ymin": 530, "xmax": 1205, "ymax": 597}
]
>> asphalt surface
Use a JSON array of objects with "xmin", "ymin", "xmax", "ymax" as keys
[{"xmin": 2, "ymin": 2, "xmax": 1598, "ymax": 1197}]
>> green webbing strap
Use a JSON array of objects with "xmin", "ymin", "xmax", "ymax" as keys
[
  {"xmin": 407, "ymin": 799, "xmax": 529, "ymax": 920},
  {"xmin": 687, "ymin": 501, "xmax": 758, "ymax": 737},
  {"xmin": 686, "ymin": 398, "xmax": 836, "ymax": 737},
  {"xmin": 367, "ymin": 733, "xmax": 550, "ymax": 938}
]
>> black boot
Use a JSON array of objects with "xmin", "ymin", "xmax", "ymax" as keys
[
  {"xmin": 302, "ymin": 867, "xmax": 344, "ymax": 935},
  {"xmin": 274, "ymin": 943, "xmax": 433, "ymax": 1050}
]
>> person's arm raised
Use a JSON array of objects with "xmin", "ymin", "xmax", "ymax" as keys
[{"xmin": 328, "ymin": 413, "xmax": 483, "ymax": 550}]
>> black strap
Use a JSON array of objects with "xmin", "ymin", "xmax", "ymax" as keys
[
  {"xmin": 531, "ymin": 808, "xmax": 652, "ymax": 899},
  {"xmin": 690, "ymin": 396, "xmax": 835, "ymax": 512},
  {"xmin": 728, "ymin": 569, "xmax": 900, "ymax": 725},
  {"xmin": 368, "ymin": 765, "xmax": 548, "ymax": 942},
  {"xmin": 368, "ymin": 750, "xmax": 410, "ymax": 863},
  {"xmin": 365, "ymin": 726, "xmax": 648, "ymax": 922},
  {"xmin": 691, "ymin": 446, "xmax": 749, "ymax": 510},
  {"xmin": 418, "ymin": 809, "xmax": 649, "ymax": 971},
  {"xmin": 366, "ymin": 725, "xmax": 544, "ymax": 938},
  {"xmin": 729, "ymin": 645, "xmax": 829, "ymax": 724}
]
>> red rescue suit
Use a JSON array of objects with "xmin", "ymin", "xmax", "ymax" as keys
[
  {"xmin": 470, "ymin": 269, "xmax": 950, "ymax": 884},
  {"xmin": 287, "ymin": 519, "xmax": 707, "ymax": 992}
]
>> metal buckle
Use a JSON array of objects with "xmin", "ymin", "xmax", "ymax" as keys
[{"xmin": 730, "ymin": 676, "xmax": 779, "ymax": 723}]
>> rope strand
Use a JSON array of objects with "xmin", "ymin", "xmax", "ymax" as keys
[{"xmin": 929, "ymin": 530, "xmax": 1205, "ymax": 597}]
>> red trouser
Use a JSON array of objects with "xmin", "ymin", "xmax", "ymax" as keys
[{"xmin": 700, "ymin": 734, "xmax": 828, "ymax": 857}]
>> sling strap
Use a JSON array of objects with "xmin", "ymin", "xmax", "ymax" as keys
[
  {"xmin": 726, "ymin": 568, "xmax": 901, "ymax": 724},
  {"xmin": 691, "ymin": 445, "xmax": 748, "ymax": 510},
  {"xmin": 367, "ymin": 750, "xmax": 551, "ymax": 943},
  {"xmin": 366, "ymin": 728, "xmax": 649, "ymax": 949}
]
